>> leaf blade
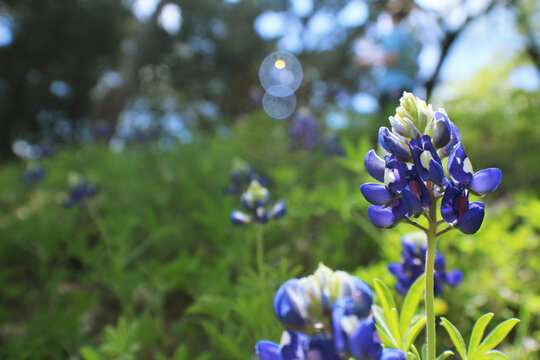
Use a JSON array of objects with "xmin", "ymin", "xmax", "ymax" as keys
[
  {"xmin": 467, "ymin": 313, "xmax": 494, "ymax": 357},
  {"xmin": 473, "ymin": 319, "xmax": 519, "ymax": 357},
  {"xmin": 400, "ymin": 274, "xmax": 425, "ymax": 336},
  {"xmin": 440, "ymin": 317, "xmax": 467, "ymax": 360}
]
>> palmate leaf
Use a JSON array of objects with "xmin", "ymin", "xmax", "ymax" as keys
[
  {"xmin": 373, "ymin": 278, "xmax": 426, "ymax": 356},
  {"xmin": 440, "ymin": 315, "xmax": 519, "ymax": 360},
  {"xmin": 467, "ymin": 313, "xmax": 495, "ymax": 357},
  {"xmin": 470, "ymin": 318, "xmax": 519, "ymax": 359}
]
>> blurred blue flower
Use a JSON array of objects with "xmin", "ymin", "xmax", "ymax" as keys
[
  {"xmin": 223, "ymin": 158, "xmax": 269, "ymax": 195},
  {"xmin": 20, "ymin": 167, "xmax": 46, "ymax": 185},
  {"xmin": 62, "ymin": 181, "xmax": 99, "ymax": 207},
  {"xmin": 230, "ymin": 180, "xmax": 286, "ymax": 226},
  {"xmin": 388, "ymin": 234, "xmax": 463, "ymax": 295},
  {"xmin": 290, "ymin": 110, "xmax": 320, "ymax": 151},
  {"xmin": 256, "ymin": 264, "xmax": 405, "ymax": 360}
]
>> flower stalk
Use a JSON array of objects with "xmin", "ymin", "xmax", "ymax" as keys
[{"xmin": 425, "ymin": 195, "xmax": 439, "ymax": 360}]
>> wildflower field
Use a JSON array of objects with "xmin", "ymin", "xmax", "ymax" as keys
[{"xmin": 0, "ymin": 87, "xmax": 539, "ymax": 359}]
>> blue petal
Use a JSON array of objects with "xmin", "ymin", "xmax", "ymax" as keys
[
  {"xmin": 456, "ymin": 201, "xmax": 485, "ymax": 234},
  {"xmin": 348, "ymin": 314, "xmax": 382, "ymax": 360},
  {"xmin": 381, "ymin": 348, "xmax": 406, "ymax": 360},
  {"xmin": 440, "ymin": 183, "xmax": 462, "ymax": 224},
  {"xmin": 273, "ymin": 279, "xmax": 307, "ymax": 329},
  {"xmin": 365, "ymin": 150, "xmax": 385, "ymax": 182},
  {"xmin": 270, "ymin": 200, "xmax": 287, "ymax": 219},
  {"xmin": 367, "ymin": 205, "xmax": 396, "ymax": 228},
  {"xmin": 428, "ymin": 159, "xmax": 445, "ymax": 185},
  {"xmin": 445, "ymin": 269, "xmax": 463, "ymax": 286},
  {"xmin": 433, "ymin": 111, "xmax": 452, "ymax": 148},
  {"xmin": 379, "ymin": 127, "xmax": 412, "ymax": 161},
  {"xmin": 254, "ymin": 207, "xmax": 269, "ymax": 224},
  {"xmin": 448, "ymin": 143, "xmax": 473, "ymax": 185},
  {"xmin": 256, "ymin": 340, "xmax": 282, "ymax": 360},
  {"xmin": 280, "ymin": 331, "xmax": 305, "ymax": 360},
  {"xmin": 438, "ymin": 121, "xmax": 461, "ymax": 158},
  {"xmin": 402, "ymin": 189, "xmax": 422, "ymax": 216},
  {"xmin": 392, "ymin": 198, "xmax": 409, "ymax": 220},
  {"xmin": 469, "ymin": 168, "xmax": 502, "ymax": 195},
  {"xmin": 361, "ymin": 183, "xmax": 394, "ymax": 205},
  {"xmin": 231, "ymin": 211, "xmax": 251, "ymax": 225}
]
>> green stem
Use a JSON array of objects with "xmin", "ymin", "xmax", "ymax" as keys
[
  {"xmin": 425, "ymin": 195, "xmax": 438, "ymax": 360},
  {"xmin": 255, "ymin": 224, "xmax": 267, "ymax": 334}
]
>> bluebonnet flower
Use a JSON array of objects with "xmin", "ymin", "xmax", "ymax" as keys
[
  {"xmin": 223, "ymin": 158, "xmax": 269, "ymax": 195},
  {"xmin": 388, "ymin": 233, "xmax": 463, "ymax": 296},
  {"xmin": 230, "ymin": 180, "xmax": 286, "ymax": 225},
  {"xmin": 290, "ymin": 109, "xmax": 320, "ymax": 151},
  {"xmin": 256, "ymin": 264, "xmax": 405, "ymax": 360},
  {"xmin": 361, "ymin": 92, "xmax": 501, "ymax": 234},
  {"xmin": 62, "ymin": 180, "xmax": 99, "ymax": 207},
  {"xmin": 20, "ymin": 167, "xmax": 46, "ymax": 185}
]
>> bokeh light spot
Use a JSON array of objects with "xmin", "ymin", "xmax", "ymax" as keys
[{"xmin": 259, "ymin": 51, "xmax": 303, "ymax": 97}]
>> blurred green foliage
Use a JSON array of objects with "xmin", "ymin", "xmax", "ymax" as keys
[{"xmin": 0, "ymin": 117, "xmax": 538, "ymax": 358}]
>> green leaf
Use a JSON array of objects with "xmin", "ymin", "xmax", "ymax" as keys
[
  {"xmin": 472, "ymin": 319, "xmax": 519, "ymax": 357},
  {"xmin": 376, "ymin": 323, "xmax": 398, "ymax": 348},
  {"xmin": 474, "ymin": 350, "xmax": 508, "ymax": 360},
  {"xmin": 467, "ymin": 313, "xmax": 494, "ymax": 357},
  {"xmin": 400, "ymin": 274, "xmax": 425, "ymax": 336},
  {"xmin": 373, "ymin": 305, "xmax": 398, "ymax": 348},
  {"xmin": 390, "ymin": 307, "xmax": 402, "ymax": 347},
  {"xmin": 405, "ymin": 316, "xmax": 427, "ymax": 352},
  {"xmin": 406, "ymin": 352, "xmax": 420, "ymax": 360},
  {"xmin": 436, "ymin": 350, "xmax": 455, "ymax": 360},
  {"xmin": 440, "ymin": 317, "xmax": 467, "ymax": 360},
  {"xmin": 374, "ymin": 279, "xmax": 397, "ymax": 320},
  {"xmin": 80, "ymin": 347, "xmax": 106, "ymax": 360}
]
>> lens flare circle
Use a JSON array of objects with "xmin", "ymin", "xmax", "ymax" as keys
[
  {"xmin": 262, "ymin": 88, "xmax": 296, "ymax": 120},
  {"xmin": 259, "ymin": 51, "xmax": 303, "ymax": 97}
]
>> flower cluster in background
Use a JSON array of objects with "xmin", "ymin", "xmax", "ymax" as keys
[
  {"xmin": 20, "ymin": 166, "xmax": 46, "ymax": 186},
  {"xmin": 361, "ymin": 92, "xmax": 501, "ymax": 234},
  {"xmin": 289, "ymin": 109, "xmax": 320, "ymax": 151},
  {"xmin": 230, "ymin": 179, "xmax": 286, "ymax": 225},
  {"xmin": 256, "ymin": 264, "xmax": 405, "ymax": 360},
  {"xmin": 388, "ymin": 233, "xmax": 463, "ymax": 296},
  {"xmin": 223, "ymin": 158, "xmax": 269, "ymax": 195},
  {"xmin": 62, "ymin": 179, "xmax": 99, "ymax": 207}
]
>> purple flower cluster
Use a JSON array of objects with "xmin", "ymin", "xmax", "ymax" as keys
[
  {"xmin": 256, "ymin": 264, "xmax": 405, "ymax": 360},
  {"xmin": 388, "ymin": 234, "xmax": 463, "ymax": 296},
  {"xmin": 20, "ymin": 167, "xmax": 46, "ymax": 185},
  {"xmin": 230, "ymin": 179, "xmax": 286, "ymax": 225},
  {"xmin": 62, "ymin": 181, "xmax": 99, "ymax": 207},
  {"xmin": 361, "ymin": 93, "xmax": 501, "ymax": 234},
  {"xmin": 290, "ymin": 110, "xmax": 320, "ymax": 151}
]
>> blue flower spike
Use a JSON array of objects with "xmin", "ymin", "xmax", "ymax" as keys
[
  {"xmin": 361, "ymin": 92, "xmax": 500, "ymax": 235},
  {"xmin": 231, "ymin": 179, "xmax": 286, "ymax": 226},
  {"xmin": 388, "ymin": 233, "xmax": 464, "ymax": 295},
  {"xmin": 257, "ymin": 264, "xmax": 406, "ymax": 360}
]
